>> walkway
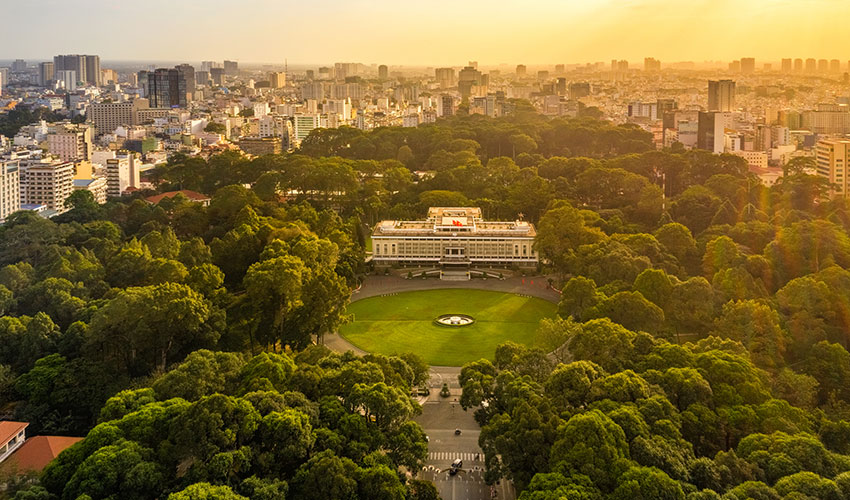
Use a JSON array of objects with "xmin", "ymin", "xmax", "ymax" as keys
[{"xmin": 351, "ymin": 274, "xmax": 561, "ymax": 302}]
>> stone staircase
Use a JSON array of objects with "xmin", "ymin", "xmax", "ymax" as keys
[{"xmin": 440, "ymin": 270, "xmax": 470, "ymax": 281}]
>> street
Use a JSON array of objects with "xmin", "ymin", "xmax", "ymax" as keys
[{"xmin": 413, "ymin": 367, "xmax": 515, "ymax": 500}]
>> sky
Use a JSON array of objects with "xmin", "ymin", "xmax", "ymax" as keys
[{"xmin": 3, "ymin": 0, "xmax": 849, "ymax": 66}]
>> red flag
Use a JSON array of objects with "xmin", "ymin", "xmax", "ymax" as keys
[
  {"xmin": 530, "ymin": 280, "xmax": 534, "ymax": 285},
  {"xmin": 522, "ymin": 279, "xmax": 525, "ymax": 285}
]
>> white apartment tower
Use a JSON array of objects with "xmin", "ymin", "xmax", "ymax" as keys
[
  {"xmin": 0, "ymin": 160, "xmax": 21, "ymax": 221},
  {"xmin": 816, "ymin": 139, "xmax": 850, "ymax": 197}
]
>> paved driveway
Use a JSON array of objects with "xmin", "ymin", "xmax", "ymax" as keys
[{"xmin": 412, "ymin": 367, "xmax": 516, "ymax": 500}]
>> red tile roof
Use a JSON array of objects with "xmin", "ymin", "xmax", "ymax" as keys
[
  {"xmin": 4, "ymin": 436, "xmax": 83, "ymax": 472},
  {"xmin": 0, "ymin": 421, "xmax": 27, "ymax": 446},
  {"xmin": 145, "ymin": 190, "xmax": 211, "ymax": 204}
]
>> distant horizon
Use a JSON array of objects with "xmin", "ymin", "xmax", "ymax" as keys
[
  {"xmin": 1, "ymin": 57, "xmax": 847, "ymax": 71},
  {"xmin": 4, "ymin": 0, "xmax": 849, "ymax": 66}
]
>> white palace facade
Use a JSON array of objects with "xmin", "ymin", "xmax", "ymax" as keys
[{"xmin": 371, "ymin": 207, "xmax": 538, "ymax": 268}]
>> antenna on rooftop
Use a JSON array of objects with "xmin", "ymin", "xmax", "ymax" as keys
[{"xmin": 285, "ymin": 59, "xmax": 288, "ymax": 74}]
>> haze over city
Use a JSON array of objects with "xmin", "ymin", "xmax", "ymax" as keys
[
  {"xmin": 4, "ymin": 1, "xmax": 850, "ymax": 500},
  {"xmin": 4, "ymin": 0, "xmax": 850, "ymax": 64}
]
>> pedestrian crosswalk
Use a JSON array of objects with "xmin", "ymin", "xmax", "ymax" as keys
[{"xmin": 428, "ymin": 452, "xmax": 481, "ymax": 462}]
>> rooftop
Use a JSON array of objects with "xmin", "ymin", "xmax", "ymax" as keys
[
  {"xmin": 0, "ymin": 421, "xmax": 28, "ymax": 445},
  {"xmin": 2, "ymin": 435, "xmax": 82, "ymax": 473},
  {"xmin": 373, "ymin": 207, "xmax": 536, "ymax": 238}
]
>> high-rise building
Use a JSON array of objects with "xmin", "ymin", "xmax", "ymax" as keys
[
  {"xmin": 101, "ymin": 69, "xmax": 118, "ymax": 84},
  {"xmin": 556, "ymin": 77, "xmax": 567, "ymax": 95},
  {"xmin": 210, "ymin": 67, "xmax": 225, "ymax": 86},
  {"xmin": 148, "ymin": 68, "xmax": 187, "ymax": 108},
  {"xmin": 53, "ymin": 54, "xmax": 101, "ymax": 86},
  {"xmin": 19, "ymin": 160, "xmax": 75, "ymax": 213},
  {"xmin": 54, "ymin": 55, "xmax": 86, "ymax": 84},
  {"xmin": 174, "ymin": 64, "xmax": 195, "ymax": 102},
  {"xmin": 56, "ymin": 70, "xmax": 77, "ymax": 92},
  {"xmin": 644, "ymin": 57, "xmax": 661, "ymax": 72},
  {"xmin": 293, "ymin": 114, "xmax": 321, "ymax": 143},
  {"xmin": 740, "ymin": 57, "xmax": 755, "ymax": 74},
  {"xmin": 201, "ymin": 61, "xmax": 217, "ymax": 72},
  {"xmin": 818, "ymin": 59, "xmax": 829, "ymax": 73},
  {"xmin": 830, "ymin": 59, "xmax": 841, "ymax": 74},
  {"xmin": 697, "ymin": 111, "xmax": 733, "ymax": 153},
  {"xmin": 794, "ymin": 58, "xmax": 804, "ymax": 72},
  {"xmin": 569, "ymin": 82, "xmax": 591, "ymax": 99},
  {"xmin": 555, "ymin": 64, "xmax": 565, "ymax": 74},
  {"xmin": 195, "ymin": 71, "xmax": 209, "ymax": 86},
  {"xmin": 39, "ymin": 62, "xmax": 54, "ymax": 86},
  {"xmin": 223, "ymin": 60, "xmax": 238, "ymax": 75},
  {"xmin": 657, "ymin": 98, "xmax": 678, "ymax": 117},
  {"xmin": 105, "ymin": 157, "xmax": 131, "ymax": 197},
  {"xmin": 435, "ymin": 68, "xmax": 455, "ymax": 88},
  {"xmin": 89, "ymin": 99, "xmax": 148, "ymax": 134},
  {"xmin": 47, "ymin": 125, "xmax": 93, "ymax": 161},
  {"xmin": 516, "ymin": 64, "xmax": 527, "ymax": 77},
  {"xmin": 708, "ymin": 80, "xmax": 736, "ymax": 112},
  {"xmin": 805, "ymin": 58, "xmax": 817, "ymax": 73},
  {"xmin": 0, "ymin": 160, "xmax": 21, "ymax": 221},
  {"xmin": 11, "ymin": 59, "xmax": 26, "ymax": 71},
  {"xmin": 781, "ymin": 58, "xmax": 793, "ymax": 73},
  {"xmin": 816, "ymin": 139, "xmax": 850, "ymax": 197},
  {"xmin": 85, "ymin": 55, "xmax": 101, "ymax": 86},
  {"xmin": 378, "ymin": 64, "xmax": 388, "ymax": 80},
  {"xmin": 437, "ymin": 95, "xmax": 455, "ymax": 117},
  {"xmin": 269, "ymin": 72, "xmax": 286, "ymax": 88}
]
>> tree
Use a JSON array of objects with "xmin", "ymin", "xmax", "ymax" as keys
[
  {"xmin": 801, "ymin": 341, "xmax": 850, "ymax": 404},
  {"xmin": 291, "ymin": 451, "xmax": 359, "ymax": 500},
  {"xmin": 86, "ymin": 283, "xmax": 221, "ymax": 375},
  {"xmin": 550, "ymin": 410, "xmax": 630, "ymax": 492},
  {"xmin": 243, "ymin": 255, "xmax": 306, "ymax": 350},
  {"xmin": 773, "ymin": 472, "xmax": 842, "ymax": 500},
  {"xmin": 168, "ymin": 483, "xmax": 248, "ymax": 500},
  {"xmin": 711, "ymin": 300, "xmax": 787, "ymax": 369},
  {"xmin": 558, "ymin": 277, "xmax": 600, "ymax": 321},
  {"xmin": 585, "ymin": 291, "xmax": 665, "ymax": 336},
  {"xmin": 62, "ymin": 440, "xmax": 166, "ymax": 500},
  {"xmin": 534, "ymin": 203, "xmax": 604, "ymax": 273},
  {"xmin": 609, "ymin": 466, "xmax": 685, "ymax": 500},
  {"xmin": 406, "ymin": 479, "xmax": 441, "ymax": 500},
  {"xmin": 535, "ymin": 317, "xmax": 579, "ymax": 360},
  {"xmin": 151, "ymin": 350, "xmax": 245, "ymax": 401}
]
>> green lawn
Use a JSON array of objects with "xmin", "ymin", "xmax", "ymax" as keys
[{"xmin": 338, "ymin": 289, "xmax": 557, "ymax": 366}]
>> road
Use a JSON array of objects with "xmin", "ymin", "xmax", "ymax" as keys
[{"xmin": 413, "ymin": 366, "xmax": 515, "ymax": 500}]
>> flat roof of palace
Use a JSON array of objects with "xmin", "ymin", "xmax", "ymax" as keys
[{"xmin": 373, "ymin": 207, "xmax": 536, "ymax": 238}]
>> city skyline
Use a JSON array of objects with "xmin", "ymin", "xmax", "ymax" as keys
[{"xmin": 3, "ymin": 0, "xmax": 850, "ymax": 65}]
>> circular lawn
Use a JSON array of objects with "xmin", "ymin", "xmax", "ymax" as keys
[{"xmin": 338, "ymin": 288, "xmax": 557, "ymax": 366}]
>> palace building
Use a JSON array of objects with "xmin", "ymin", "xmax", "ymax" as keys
[{"xmin": 371, "ymin": 207, "xmax": 538, "ymax": 268}]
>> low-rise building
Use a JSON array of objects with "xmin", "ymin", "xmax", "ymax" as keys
[{"xmin": 0, "ymin": 421, "xmax": 28, "ymax": 464}]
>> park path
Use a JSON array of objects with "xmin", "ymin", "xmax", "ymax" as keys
[{"xmin": 351, "ymin": 274, "xmax": 561, "ymax": 302}]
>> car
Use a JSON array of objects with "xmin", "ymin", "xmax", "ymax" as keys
[{"xmin": 449, "ymin": 458, "xmax": 462, "ymax": 475}]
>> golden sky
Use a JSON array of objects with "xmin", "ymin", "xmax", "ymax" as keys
[{"xmin": 5, "ymin": 0, "xmax": 849, "ymax": 65}]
